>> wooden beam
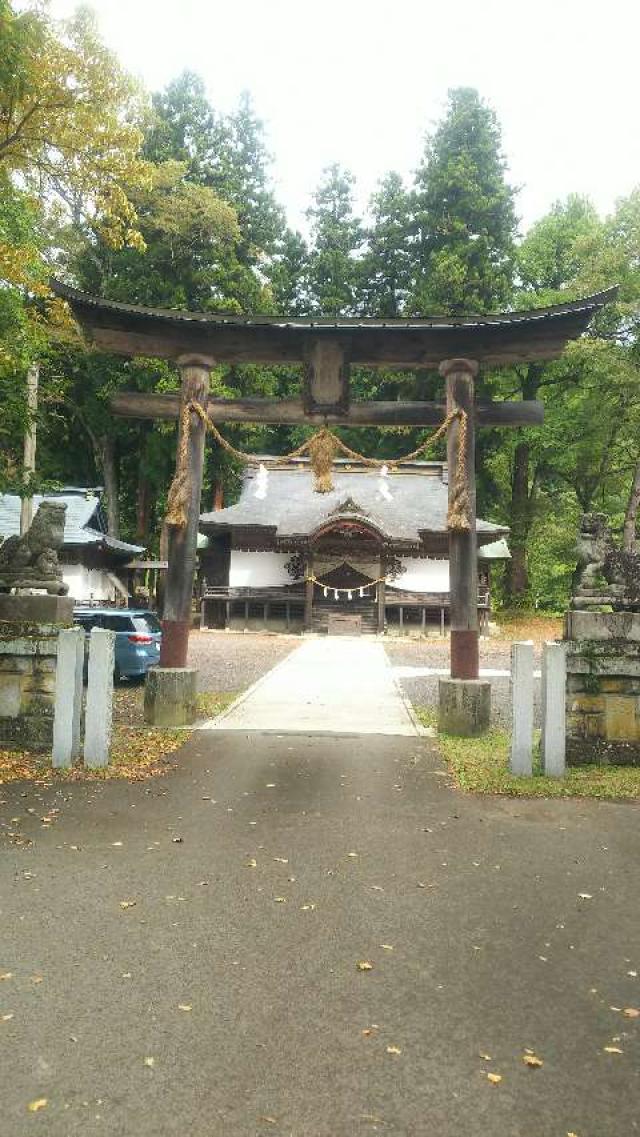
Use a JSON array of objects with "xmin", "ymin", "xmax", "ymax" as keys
[
  {"xmin": 111, "ymin": 390, "xmax": 544, "ymax": 428},
  {"xmin": 304, "ymin": 555, "xmax": 314, "ymax": 630},
  {"xmin": 377, "ymin": 576, "xmax": 385, "ymax": 633}
]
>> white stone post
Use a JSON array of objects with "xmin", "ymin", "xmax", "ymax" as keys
[
  {"xmin": 540, "ymin": 641, "xmax": 566, "ymax": 777},
  {"xmin": 84, "ymin": 628, "xmax": 115, "ymax": 769},
  {"xmin": 510, "ymin": 640, "xmax": 534, "ymax": 776},
  {"xmin": 52, "ymin": 626, "xmax": 84, "ymax": 768}
]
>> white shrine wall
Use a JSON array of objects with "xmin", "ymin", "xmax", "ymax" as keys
[
  {"xmin": 227, "ymin": 550, "xmax": 451, "ymax": 593},
  {"xmin": 388, "ymin": 557, "xmax": 450, "ymax": 593},
  {"xmin": 229, "ymin": 550, "xmax": 293, "ymax": 588},
  {"xmin": 62, "ymin": 563, "xmax": 120, "ymax": 602}
]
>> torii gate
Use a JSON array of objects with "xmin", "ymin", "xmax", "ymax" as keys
[{"xmin": 53, "ymin": 282, "xmax": 614, "ymax": 722}]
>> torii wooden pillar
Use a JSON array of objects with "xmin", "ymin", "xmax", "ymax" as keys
[
  {"xmin": 51, "ymin": 282, "xmax": 615, "ymax": 691},
  {"xmin": 441, "ymin": 358, "xmax": 479, "ymax": 679},
  {"xmin": 161, "ymin": 355, "xmax": 212, "ymax": 667}
]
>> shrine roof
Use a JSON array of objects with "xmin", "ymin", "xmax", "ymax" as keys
[
  {"xmin": 199, "ymin": 460, "xmax": 507, "ymax": 546},
  {"xmin": 0, "ymin": 490, "xmax": 144, "ymax": 556},
  {"xmin": 51, "ymin": 282, "xmax": 617, "ymax": 367}
]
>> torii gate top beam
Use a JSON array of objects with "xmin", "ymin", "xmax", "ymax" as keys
[{"xmin": 52, "ymin": 282, "xmax": 616, "ymax": 369}]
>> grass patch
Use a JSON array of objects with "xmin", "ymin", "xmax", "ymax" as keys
[
  {"xmin": 415, "ymin": 707, "xmax": 640, "ymax": 801},
  {"xmin": 195, "ymin": 691, "xmax": 237, "ymax": 720},
  {"xmin": 493, "ymin": 610, "xmax": 563, "ymax": 644},
  {"xmin": 0, "ymin": 725, "xmax": 186, "ymax": 784},
  {"xmin": 0, "ymin": 691, "xmax": 239, "ymax": 785}
]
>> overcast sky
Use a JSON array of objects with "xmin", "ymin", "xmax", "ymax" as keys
[{"xmin": 49, "ymin": 0, "xmax": 640, "ymax": 236}]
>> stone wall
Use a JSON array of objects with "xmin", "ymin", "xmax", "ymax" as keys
[
  {"xmin": 564, "ymin": 611, "xmax": 640, "ymax": 766},
  {"xmin": 0, "ymin": 597, "xmax": 74, "ymax": 751}
]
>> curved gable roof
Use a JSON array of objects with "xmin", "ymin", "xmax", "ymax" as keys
[{"xmin": 200, "ymin": 462, "xmax": 507, "ymax": 546}]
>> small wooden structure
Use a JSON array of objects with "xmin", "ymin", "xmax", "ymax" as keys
[{"xmin": 53, "ymin": 282, "xmax": 615, "ymax": 682}]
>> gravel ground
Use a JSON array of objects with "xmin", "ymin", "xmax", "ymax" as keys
[
  {"xmin": 385, "ymin": 635, "xmax": 547, "ymax": 727},
  {"xmin": 109, "ymin": 631, "xmax": 300, "ymax": 726},
  {"xmin": 187, "ymin": 629, "xmax": 300, "ymax": 694},
  {"xmin": 113, "ymin": 627, "xmax": 556, "ymax": 729}
]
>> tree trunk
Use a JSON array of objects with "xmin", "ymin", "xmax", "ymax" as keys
[
  {"xmin": 505, "ymin": 439, "xmax": 531, "ymax": 605},
  {"xmin": 623, "ymin": 459, "xmax": 640, "ymax": 552},
  {"xmin": 136, "ymin": 472, "xmax": 151, "ymax": 544},
  {"xmin": 100, "ymin": 435, "xmax": 120, "ymax": 538},
  {"xmin": 212, "ymin": 481, "xmax": 224, "ymax": 511}
]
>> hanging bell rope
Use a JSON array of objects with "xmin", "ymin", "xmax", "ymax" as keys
[{"xmin": 165, "ymin": 400, "xmax": 470, "ymax": 532}]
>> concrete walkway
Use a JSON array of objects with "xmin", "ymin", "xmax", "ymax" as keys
[{"xmin": 202, "ymin": 637, "xmax": 420, "ymax": 735}]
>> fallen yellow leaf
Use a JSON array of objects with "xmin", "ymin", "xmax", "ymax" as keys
[
  {"xmin": 604, "ymin": 1046, "xmax": 623, "ymax": 1054},
  {"xmin": 27, "ymin": 1099, "xmax": 47, "ymax": 1112},
  {"xmin": 623, "ymin": 1007, "xmax": 639, "ymax": 1018},
  {"xmin": 143, "ymin": 1056, "xmax": 155, "ymax": 1067},
  {"xmin": 380, "ymin": 944, "xmax": 394, "ymax": 951},
  {"xmin": 300, "ymin": 903, "xmax": 316, "ymax": 911},
  {"xmin": 487, "ymin": 1073, "xmax": 502, "ymax": 1084},
  {"xmin": 522, "ymin": 1054, "xmax": 543, "ymax": 1068},
  {"xmin": 273, "ymin": 897, "xmax": 286, "ymax": 903},
  {"xmin": 273, "ymin": 857, "xmax": 288, "ymax": 863},
  {"xmin": 479, "ymin": 1052, "xmax": 492, "ymax": 1061},
  {"xmin": 178, "ymin": 1004, "xmax": 192, "ymax": 1012},
  {"xmin": 386, "ymin": 1045, "xmax": 402, "ymax": 1055},
  {"xmin": 119, "ymin": 900, "xmax": 136, "ymax": 910},
  {"xmin": 356, "ymin": 961, "xmax": 374, "ymax": 972},
  {"xmin": 2, "ymin": 1013, "xmax": 14, "ymax": 1022},
  {"xmin": 246, "ymin": 858, "xmax": 257, "ymax": 868}
]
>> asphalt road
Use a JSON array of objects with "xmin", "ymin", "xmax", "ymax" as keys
[{"xmin": 1, "ymin": 732, "xmax": 638, "ymax": 1136}]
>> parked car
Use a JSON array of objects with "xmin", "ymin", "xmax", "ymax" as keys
[{"xmin": 73, "ymin": 608, "xmax": 162, "ymax": 682}]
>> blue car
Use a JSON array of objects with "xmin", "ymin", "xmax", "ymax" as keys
[{"xmin": 73, "ymin": 608, "xmax": 162, "ymax": 682}]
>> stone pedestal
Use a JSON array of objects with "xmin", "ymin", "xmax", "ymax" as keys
[
  {"xmin": 0, "ymin": 595, "xmax": 73, "ymax": 624},
  {"xmin": 144, "ymin": 667, "xmax": 197, "ymax": 727},
  {"xmin": 0, "ymin": 598, "xmax": 74, "ymax": 751},
  {"xmin": 438, "ymin": 678, "xmax": 491, "ymax": 737},
  {"xmin": 565, "ymin": 611, "xmax": 640, "ymax": 766}
]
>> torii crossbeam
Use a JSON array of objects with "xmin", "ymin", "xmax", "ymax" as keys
[{"xmin": 53, "ymin": 282, "xmax": 615, "ymax": 697}]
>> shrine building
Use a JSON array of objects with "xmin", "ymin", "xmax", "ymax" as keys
[{"xmin": 198, "ymin": 457, "xmax": 509, "ymax": 636}]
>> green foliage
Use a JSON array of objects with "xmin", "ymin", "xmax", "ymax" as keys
[
  {"xmin": 360, "ymin": 172, "xmax": 413, "ymax": 316},
  {"xmin": 306, "ymin": 164, "xmax": 363, "ymax": 315},
  {"xmin": 414, "ymin": 713, "xmax": 640, "ymax": 800},
  {"xmin": 0, "ymin": 1, "xmax": 148, "ymax": 250},
  {"xmin": 77, "ymin": 159, "xmax": 239, "ymax": 310},
  {"xmin": 267, "ymin": 228, "xmax": 310, "ymax": 315},
  {"xmin": 410, "ymin": 87, "xmax": 517, "ymax": 314}
]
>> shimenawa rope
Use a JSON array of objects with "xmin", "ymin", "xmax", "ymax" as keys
[{"xmin": 165, "ymin": 400, "xmax": 470, "ymax": 532}]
